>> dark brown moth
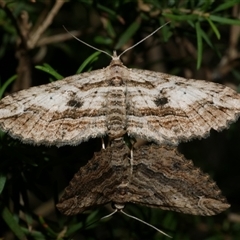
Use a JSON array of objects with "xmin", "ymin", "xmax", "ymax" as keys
[{"xmin": 57, "ymin": 139, "xmax": 229, "ymax": 216}]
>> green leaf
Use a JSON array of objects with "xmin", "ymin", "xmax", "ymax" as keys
[
  {"xmin": 38, "ymin": 216, "xmax": 57, "ymax": 237},
  {"xmin": 199, "ymin": 28, "xmax": 213, "ymax": 48},
  {"xmin": 212, "ymin": 0, "xmax": 240, "ymax": 13},
  {"xmin": 35, "ymin": 64, "xmax": 64, "ymax": 80},
  {"xmin": 210, "ymin": 15, "xmax": 240, "ymax": 25},
  {"xmin": 1, "ymin": 207, "xmax": 27, "ymax": 240},
  {"xmin": 159, "ymin": 18, "xmax": 172, "ymax": 42},
  {"xmin": 66, "ymin": 221, "xmax": 83, "ymax": 236},
  {"xmin": 0, "ymin": 173, "xmax": 6, "ymax": 194},
  {"xmin": 85, "ymin": 209, "xmax": 100, "ymax": 229},
  {"xmin": 162, "ymin": 13, "xmax": 198, "ymax": 21},
  {"xmin": 76, "ymin": 51, "xmax": 101, "ymax": 74},
  {"xmin": 21, "ymin": 227, "xmax": 46, "ymax": 239},
  {"xmin": 0, "ymin": 75, "xmax": 17, "ymax": 99},
  {"xmin": 195, "ymin": 21, "xmax": 203, "ymax": 69},
  {"xmin": 94, "ymin": 35, "xmax": 113, "ymax": 45},
  {"xmin": 206, "ymin": 17, "xmax": 221, "ymax": 39},
  {"xmin": 115, "ymin": 20, "xmax": 141, "ymax": 50},
  {"xmin": 96, "ymin": 3, "xmax": 116, "ymax": 16},
  {"xmin": 187, "ymin": 20, "xmax": 195, "ymax": 28},
  {"xmin": 105, "ymin": 19, "xmax": 116, "ymax": 38}
]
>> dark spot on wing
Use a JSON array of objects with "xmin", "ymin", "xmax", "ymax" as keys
[
  {"xmin": 175, "ymin": 82, "xmax": 186, "ymax": 86},
  {"xmin": 52, "ymin": 86, "xmax": 61, "ymax": 90},
  {"xmin": 172, "ymin": 162, "xmax": 182, "ymax": 170},
  {"xmin": 67, "ymin": 99, "xmax": 83, "ymax": 108},
  {"xmin": 154, "ymin": 97, "xmax": 168, "ymax": 106}
]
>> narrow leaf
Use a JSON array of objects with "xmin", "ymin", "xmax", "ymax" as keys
[
  {"xmin": 159, "ymin": 18, "xmax": 172, "ymax": 42},
  {"xmin": 105, "ymin": 19, "xmax": 116, "ymax": 38},
  {"xmin": 162, "ymin": 13, "xmax": 198, "ymax": 21},
  {"xmin": 206, "ymin": 18, "xmax": 221, "ymax": 39},
  {"xmin": 96, "ymin": 3, "xmax": 115, "ymax": 16},
  {"xmin": 212, "ymin": 1, "xmax": 240, "ymax": 13},
  {"xmin": 66, "ymin": 221, "xmax": 83, "ymax": 236},
  {"xmin": 21, "ymin": 227, "xmax": 46, "ymax": 239},
  {"xmin": 115, "ymin": 20, "xmax": 141, "ymax": 50},
  {"xmin": 39, "ymin": 216, "xmax": 57, "ymax": 237},
  {"xmin": 1, "ymin": 207, "xmax": 27, "ymax": 240},
  {"xmin": 195, "ymin": 22, "xmax": 203, "ymax": 69},
  {"xmin": 94, "ymin": 35, "xmax": 113, "ymax": 45},
  {"xmin": 0, "ymin": 75, "xmax": 17, "ymax": 99},
  {"xmin": 0, "ymin": 173, "xmax": 6, "ymax": 194},
  {"xmin": 35, "ymin": 64, "xmax": 63, "ymax": 80},
  {"xmin": 76, "ymin": 51, "xmax": 101, "ymax": 74},
  {"xmin": 210, "ymin": 15, "xmax": 240, "ymax": 25},
  {"xmin": 199, "ymin": 28, "xmax": 213, "ymax": 48}
]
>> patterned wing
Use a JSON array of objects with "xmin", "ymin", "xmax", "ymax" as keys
[
  {"xmin": 1, "ymin": 57, "xmax": 240, "ymax": 146},
  {"xmin": 0, "ymin": 69, "xmax": 109, "ymax": 146},
  {"xmin": 128, "ymin": 144, "xmax": 229, "ymax": 216},
  {"xmin": 57, "ymin": 139, "xmax": 130, "ymax": 215},
  {"xmin": 57, "ymin": 140, "xmax": 229, "ymax": 216},
  {"xmin": 126, "ymin": 69, "xmax": 240, "ymax": 145}
]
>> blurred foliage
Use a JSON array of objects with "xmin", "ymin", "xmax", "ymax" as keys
[{"xmin": 0, "ymin": 0, "xmax": 240, "ymax": 239}]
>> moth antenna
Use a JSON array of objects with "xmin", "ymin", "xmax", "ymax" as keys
[
  {"xmin": 63, "ymin": 22, "xmax": 170, "ymax": 60},
  {"xmin": 118, "ymin": 21, "xmax": 171, "ymax": 59},
  {"xmin": 81, "ymin": 210, "xmax": 117, "ymax": 232},
  {"xmin": 63, "ymin": 26, "xmax": 112, "ymax": 58},
  {"xmin": 100, "ymin": 209, "xmax": 118, "ymax": 220},
  {"xmin": 101, "ymin": 203, "xmax": 172, "ymax": 238},
  {"xmin": 120, "ymin": 209, "xmax": 172, "ymax": 238}
]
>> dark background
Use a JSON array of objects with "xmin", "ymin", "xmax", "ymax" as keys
[{"xmin": 0, "ymin": 1, "xmax": 240, "ymax": 239}]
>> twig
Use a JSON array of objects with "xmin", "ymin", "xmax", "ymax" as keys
[
  {"xmin": 0, "ymin": 1, "xmax": 65, "ymax": 92},
  {"xmin": 0, "ymin": 0, "xmax": 28, "ymax": 48},
  {"xmin": 28, "ymin": 1, "xmax": 64, "ymax": 49},
  {"xmin": 211, "ymin": 4, "xmax": 240, "ymax": 82},
  {"xmin": 36, "ymin": 30, "xmax": 82, "ymax": 47}
]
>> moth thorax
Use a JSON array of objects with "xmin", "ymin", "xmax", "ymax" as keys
[
  {"xmin": 117, "ymin": 186, "xmax": 128, "ymax": 196},
  {"xmin": 108, "ymin": 128, "xmax": 127, "ymax": 139},
  {"xmin": 112, "ymin": 202, "xmax": 125, "ymax": 211},
  {"xmin": 109, "ymin": 76, "xmax": 124, "ymax": 86}
]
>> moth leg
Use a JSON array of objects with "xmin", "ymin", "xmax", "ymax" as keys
[
  {"xmin": 129, "ymin": 147, "xmax": 133, "ymax": 176},
  {"xmin": 101, "ymin": 138, "xmax": 105, "ymax": 149}
]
